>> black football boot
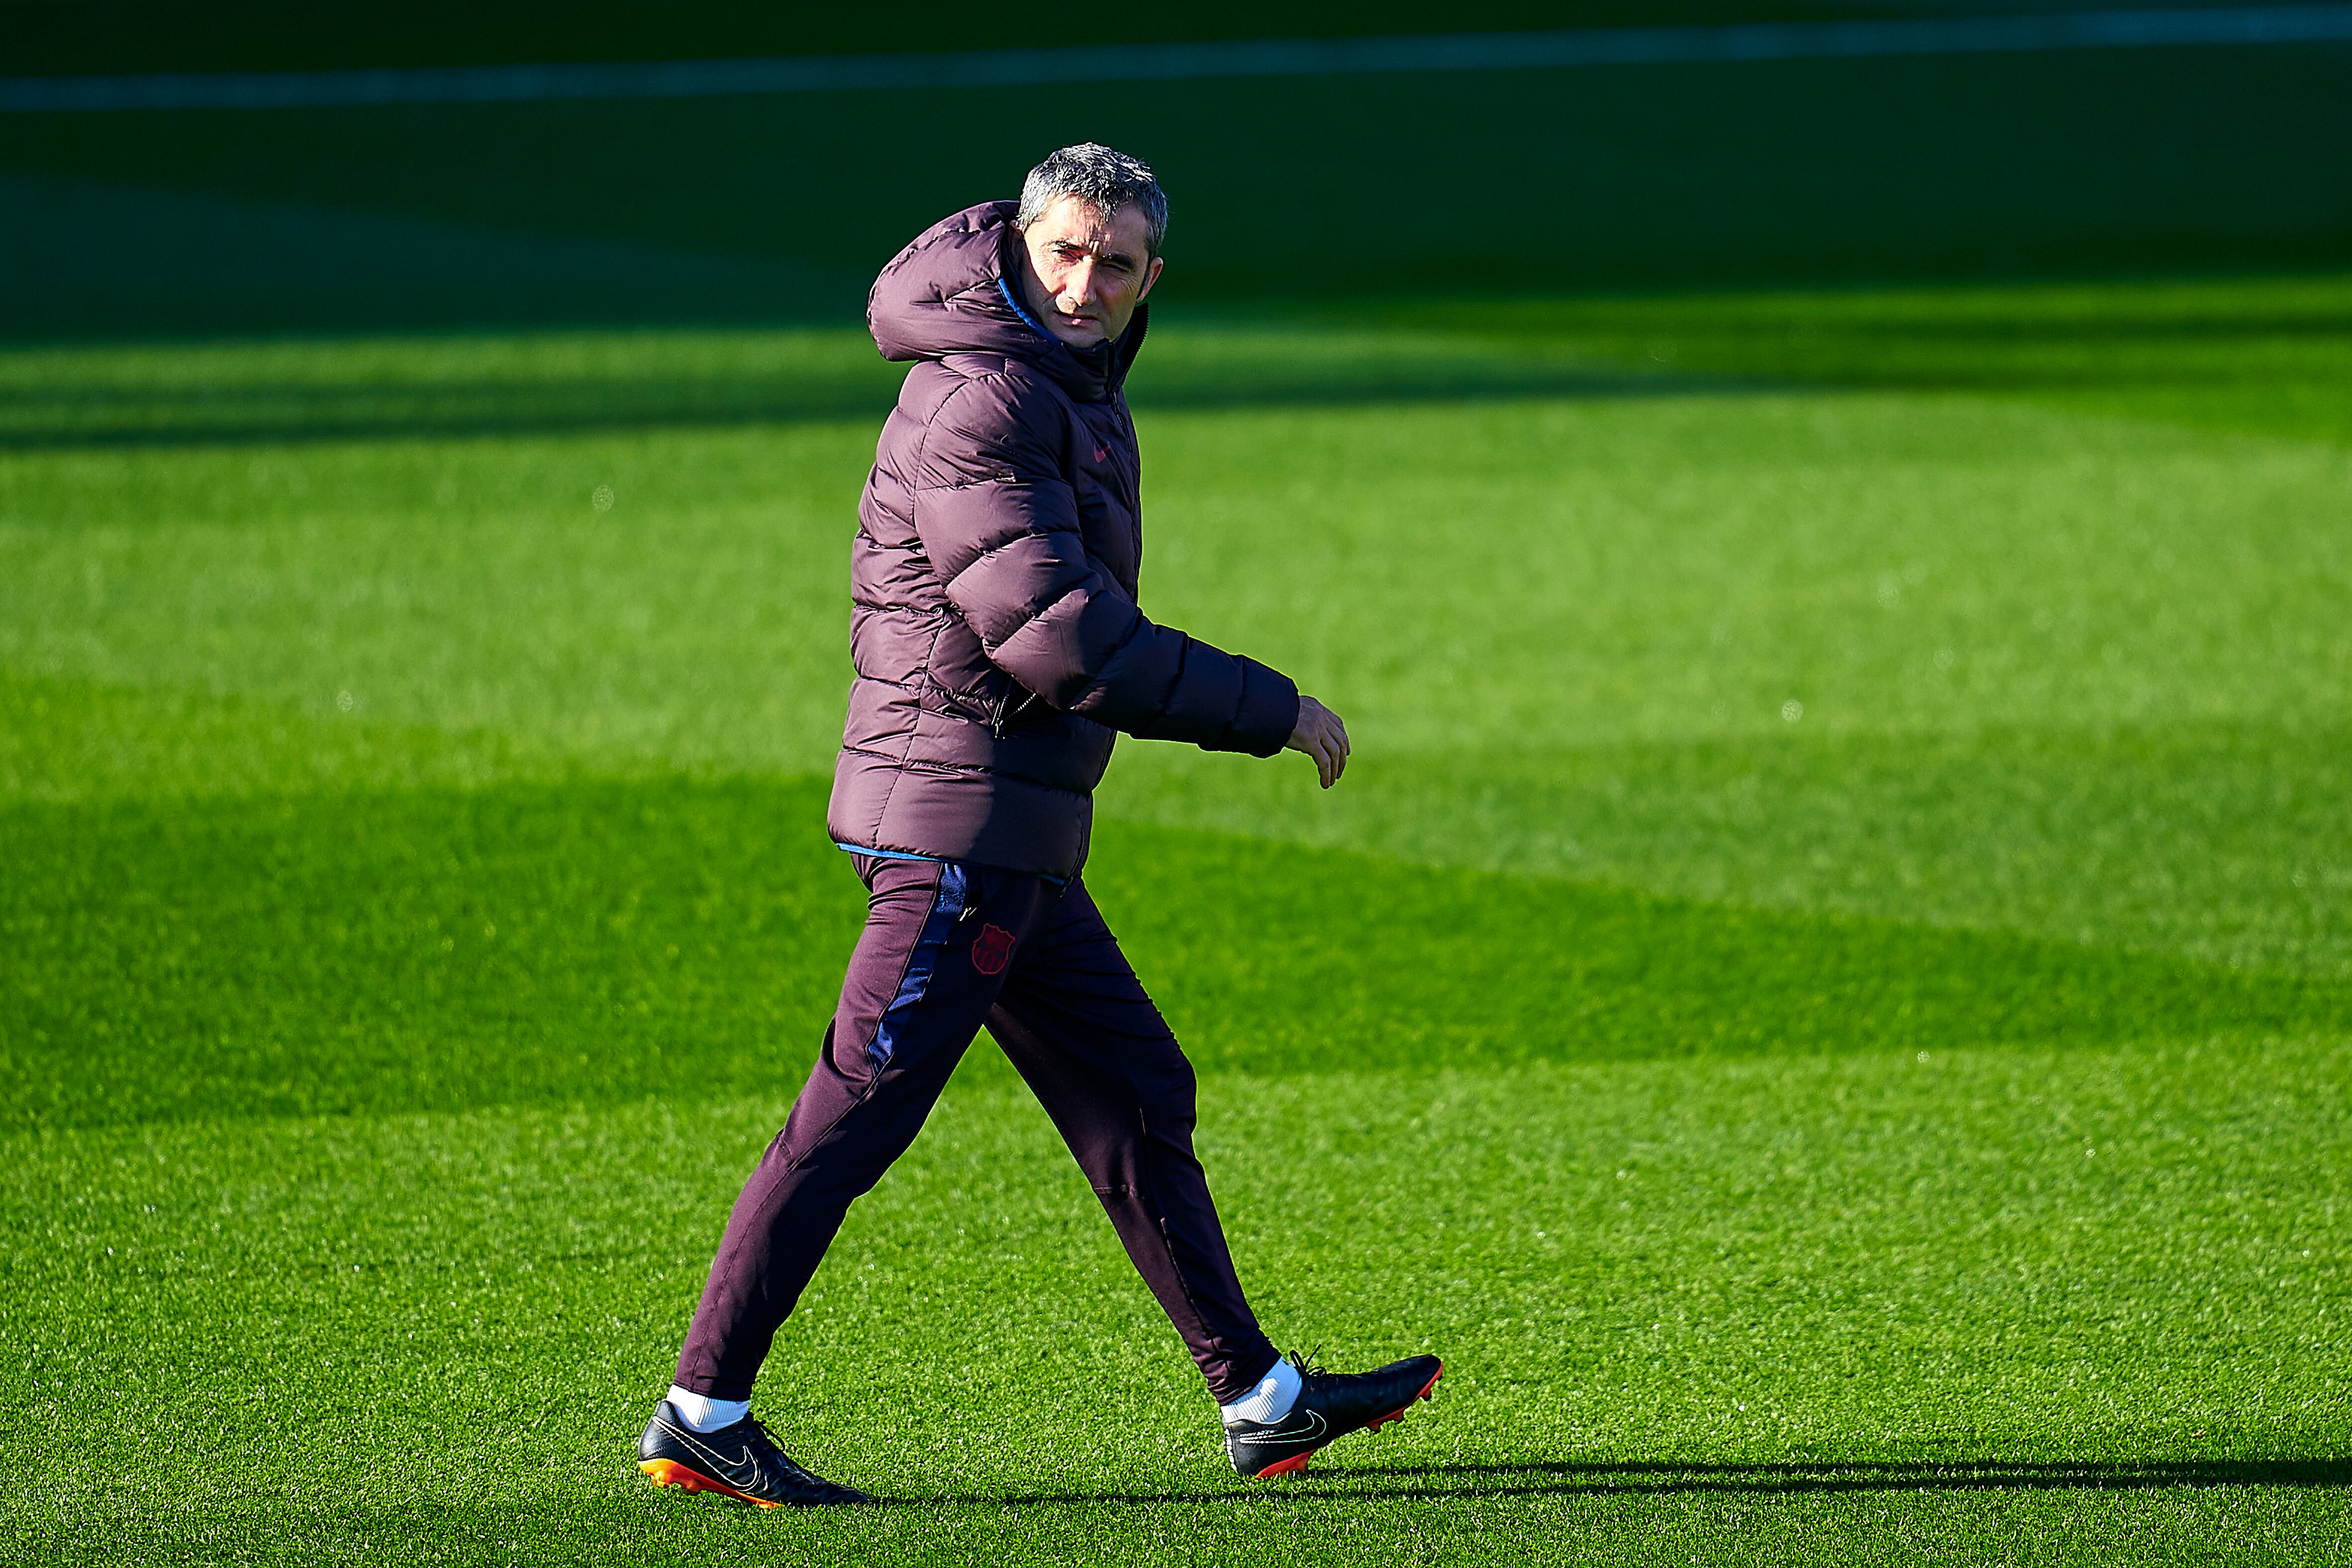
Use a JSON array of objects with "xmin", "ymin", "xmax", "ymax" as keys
[
  {"xmin": 1224, "ymin": 1353, "xmax": 1444, "ymax": 1477},
  {"xmin": 637, "ymin": 1401, "xmax": 870, "ymax": 1507}
]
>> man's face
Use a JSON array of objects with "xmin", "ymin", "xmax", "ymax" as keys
[{"xmin": 1016, "ymin": 195, "xmax": 1164, "ymax": 348}]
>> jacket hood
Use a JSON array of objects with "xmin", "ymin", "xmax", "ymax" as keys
[{"xmin": 867, "ymin": 200, "xmax": 1147, "ymax": 403}]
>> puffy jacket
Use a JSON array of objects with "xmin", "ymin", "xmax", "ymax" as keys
[{"xmin": 826, "ymin": 201, "xmax": 1301, "ymax": 879}]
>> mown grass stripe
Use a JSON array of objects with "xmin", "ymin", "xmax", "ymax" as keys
[{"xmin": 6, "ymin": 779, "xmax": 2342, "ymax": 1129}]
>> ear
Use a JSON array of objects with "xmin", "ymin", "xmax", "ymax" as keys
[{"xmin": 1137, "ymin": 254, "xmax": 1165, "ymax": 303}]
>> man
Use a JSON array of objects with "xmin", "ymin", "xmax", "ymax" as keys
[{"xmin": 636, "ymin": 144, "xmax": 1441, "ymax": 1508}]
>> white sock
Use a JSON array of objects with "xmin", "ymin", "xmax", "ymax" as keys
[
  {"xmin": 666, "ymin": 1385, "xmax": 749, "ymax": 1432},
  {"xmin": 1220, "ymin": 1357, "xmax": 1301, "ymax": 1428}
]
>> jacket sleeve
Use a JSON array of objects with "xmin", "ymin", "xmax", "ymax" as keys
[{"xmin": 911, "ymin": 376, "xmax": 1300, "ymax": 756}]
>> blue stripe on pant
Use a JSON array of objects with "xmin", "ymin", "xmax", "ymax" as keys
[{"xmin": 869, "ymin": 861, "xmax": 965, "ymax": 1071}]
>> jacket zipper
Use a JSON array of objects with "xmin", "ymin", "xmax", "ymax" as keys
[{"xmin": 988, "ymin": 690, "xmax": 1041, "ymax": 739}]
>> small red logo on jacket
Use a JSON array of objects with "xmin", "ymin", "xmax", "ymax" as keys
[
  {"xmin": 970, "ymin": 922, "xmax": 1016, "ymax": 975},
  {"xmin": 1092, "ymin": 446, "xmax": 1109, "ymax": 462}
]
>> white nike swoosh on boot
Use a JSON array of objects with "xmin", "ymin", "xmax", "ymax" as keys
[
  {"xmin": 1240, "ymin": 1407, "xmax": 1327, "ymax": 1444},
  {"xmin": 666, "ymin": 1420, "xmax": 761, "ymax": 1488}
]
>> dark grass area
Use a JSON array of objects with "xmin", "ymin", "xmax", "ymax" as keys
[
  {"xmin": 4, "ymin": 0, "xmax": 1942, "ymax": 75},
  {"xmin": 5, "ymin": 44, "xmax": 2350, "ymax": 340},
  {"xmin": 1135, "ymin": 714, "xmax": 2352, "ymax": 978},
  {"xmin": 6, "ymin": 775, "xmax": 2342, "ymax": 1128}
]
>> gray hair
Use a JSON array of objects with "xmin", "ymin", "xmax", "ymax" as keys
[{"xmin": 1016, "ymin": 143, "xmax": 1168, "ymax": 256}]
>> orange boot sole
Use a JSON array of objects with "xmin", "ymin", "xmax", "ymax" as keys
[{"xmin": 641, "ymin": 1458, "xmax": 778, "ymax": 1509}]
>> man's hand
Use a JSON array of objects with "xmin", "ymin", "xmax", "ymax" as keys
[{"xmin": 1286, "ymin": 695, "xmax": 1351, "ymax": 789}]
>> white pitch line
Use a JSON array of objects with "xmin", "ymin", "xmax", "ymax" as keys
[{"xmin": 4, "ymin": 4, "xmax": 2351, "ymax": 112}]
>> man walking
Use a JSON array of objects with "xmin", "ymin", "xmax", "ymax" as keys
[{"xmin": 637, "ymin": 144, "xmax": 1441, "ymax": 1507}]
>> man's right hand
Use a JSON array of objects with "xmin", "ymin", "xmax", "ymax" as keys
[{"xmin": 1286, "ymin": 695, "xmax": 1351, "ymax": 789}]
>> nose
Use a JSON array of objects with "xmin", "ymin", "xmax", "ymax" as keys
[{"xmin": 1060, "ymin": 257, "xmax": 1099, "ymax": 306}]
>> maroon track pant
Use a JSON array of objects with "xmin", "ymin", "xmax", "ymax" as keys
[{"xmin": 673, "ymin": 854, "xmax": 1280, "ymax": 1405}]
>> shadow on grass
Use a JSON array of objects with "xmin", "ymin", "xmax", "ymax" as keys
[
  {"xmin": 14, "ymin": 270, "xmax": 2350, "ymax": 453},
  {"xmin": 938, "ymin": 1456, "xmax": 2352, "ymax": 1508},
  {"xmin": 0, "ymin": 359, "xmax": 1735, "ymax": 453},
  {"xmin": 14, "ymin": 318, "xmax": 2350, "ymax": 457},
  {"xmin": 1102, "ymin": 810, "xmax": 2352, "ymax": 1078},
  {"xmin": 7, "ymin": 764, "xmax": 2349, "ymax": 1127}
]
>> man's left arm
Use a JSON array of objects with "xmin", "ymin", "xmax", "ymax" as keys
[{"xmin": 915, "ymin": 378, "xmax": 1302, "ymax": 758}]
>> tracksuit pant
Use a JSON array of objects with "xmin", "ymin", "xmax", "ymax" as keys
[{"xmin": 673, "ymin": 853, "xmax": 1281, "ymax": 1405}]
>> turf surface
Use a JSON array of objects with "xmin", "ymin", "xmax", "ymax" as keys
[{"xmin": 3, "ymin": 273, "xmax": 2348, "ymax": 1562}]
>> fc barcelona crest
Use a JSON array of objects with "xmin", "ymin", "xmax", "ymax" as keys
[{"xmin": 969, "ymin": 922, "xmax": 1016, "ymax": 976}]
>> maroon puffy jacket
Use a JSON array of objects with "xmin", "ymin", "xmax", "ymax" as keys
[{"xmin": 826, "ymin": 202, "xmax": 1301, "ymax": 878}]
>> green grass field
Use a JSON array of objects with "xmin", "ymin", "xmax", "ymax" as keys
[{"xmin": 3, "ymin": 273, "xmax": 2348, "ymax": 1564}]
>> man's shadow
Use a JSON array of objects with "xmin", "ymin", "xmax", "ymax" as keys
[{"xmin": 933, "ymin": 1456, "xmax": 2349, "ymax": 1509}]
